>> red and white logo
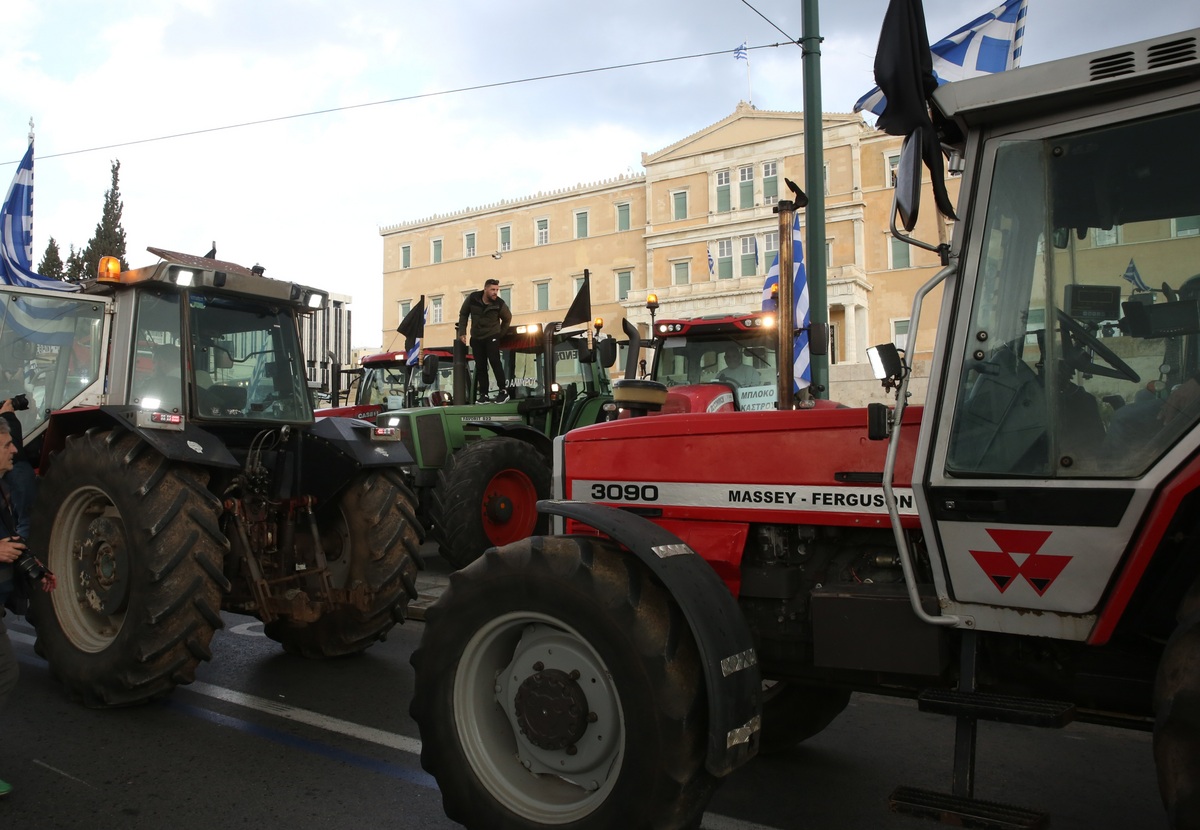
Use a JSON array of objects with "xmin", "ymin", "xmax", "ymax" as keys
[{"xmin": 969, "ymin": 528, "xmax": 1072, "ymax": 596}]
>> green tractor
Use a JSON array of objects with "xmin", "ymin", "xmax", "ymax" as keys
[{"xmin": 378, "ymin": 316, "xmax": 618, "ymax": 569}]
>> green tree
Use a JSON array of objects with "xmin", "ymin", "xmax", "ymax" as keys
[
  {"xmin": 37, "ymin": 236, "xmax": 65, "ymax": 280},
  {"xmin": 65, "ymin": 244, "xmax": 87, "ymax": 282},
  {"xmin": 80, "ymin": 159, "xmax": 129, "ymax": 278}
]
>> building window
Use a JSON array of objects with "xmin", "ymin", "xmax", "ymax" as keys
[
  {"xmin": 432, "ymin": 239, "xmax": 443, "ymax": 264},
  {"xmin": 616, "ymin": 203, "xmax": 631, "ymax": 232},
  {"xmin": 673, "ymin": 261, "xmax": 690, "ymax": 285},
  {"xmin": 1093, "ymin": 226, "xmax": 1119, "ymax": 247},
  {"xmin": 890, "ymin": 235, "xmax": 911, "ymax": 269},
  {"xmin": 763, "ymin": 161, "xmax": 778, "ymax": 204},
  {"xmin": 716, "ymin": 170, "xmax": 731, "ymax": 213},
  {"xmin": 887, "ymin": 154, "xmax": 900, "ymax": 188},
  {"xmin": 672, "ymin": 191, "xmax": 688, "ymax": 221},
  {"xmin": 617, "ymin": 270, "xmax": 632, "ymax": 301},
  {"xmin": 575, "ymin": 211, "xmax": 589, "ymax": 240},
  {"xmin": 400, "ymin": 245, "xmax": 411, "ymax": 269},
  {"xmin": 739, "ymin": 165, "xmax": 754, "ymax": 210},
  {"xmin": 536, "ymin": 218, "xmax": 549, "ymax": 246},
  {"xmin": 500, "ymin": 286, "xmax": 512, "ymax": 308},
  {"xmin": 1175, "ymin": 216, "xmax": 1200, "ymax": 237},
  {"xmin": 499, "ymin": 225, "xmax": 512, "ymax": 252},
  {"xmin": 464, "ymin": 232, "xmax": 476, "ymax": 258},
  {"xmin": 398, "ymin": 300, "xmax": 411, "ymax": 324},
  {"xmin": 823, "ymin": 162, "xmax": 830, "ymax": 195},
  {"xmin": 894, "ymin": 319, "xmax": 910, "ymax": 353},
  {"xmin": 535, "ymin": 282, "xmax": 550, "ymax": 311},
  {"xmin": 717, "ymin": 239, "xmax": 733, "ymax": 280},
  {"xmin": 574, "ymin": 275, "xmax": 586, "ymax": 295},
  {"xmin": 430, "ymin": 296, "xmax": 443, "ymax": 324},
  {"xmin": 740, "ymin": 237, "xmax": 757, "ymax": 277},
  {"xmin": 825, "ymin": 239, "xmax": 832, "ymax": 267},
  {"xmin": 765, "ymin": 230, "xmax": 779, "ymax": 256}
]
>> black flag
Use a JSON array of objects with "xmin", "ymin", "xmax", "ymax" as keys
[
  {"xmin": 397, "ymin": 295, "xmax": 425, "ymax": 354},
  {"xmin": 873, "ymin": 0, "xmax": 956, "ymax": 219},
  {"xmin": 561, "ymin": 270, "xmax": 591, "ymax": 329}
]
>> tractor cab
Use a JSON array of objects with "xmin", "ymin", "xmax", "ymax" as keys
[
  {"xmin": 649, "ymin": 311, "xmax": 779, "ymax": 412},
  {"xmin": 97, "ymin": 248, "xmax": 322, "ymax": 428}
]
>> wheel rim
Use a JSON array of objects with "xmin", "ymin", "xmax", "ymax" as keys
[
  {"xmin": 454, "ymin": 611, "xmax": 624, "ymax": 823},
  {"xmin": 480, "ymin": 469, "xmax": 539, "ymax": 546},
  {"xmin": 49, "ymin": 485, "xmax": 129, "ymax": 652}
]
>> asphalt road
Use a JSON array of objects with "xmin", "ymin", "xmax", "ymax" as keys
[{"xmin": 0, "ymin": 559, "xmax": 1167, "ymax": 830}]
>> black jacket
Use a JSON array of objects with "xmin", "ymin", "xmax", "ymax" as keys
[{"xmin": 457, "ymin": 291, "xmax": 512, "ymax": 340}]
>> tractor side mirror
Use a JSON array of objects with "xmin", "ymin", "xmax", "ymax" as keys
[
  {"xmin": 598, "ymin": 338, "xmax": 618, "ymax": 369},
  {"xmin": 421, "ymin": 353, "xmax": 440, "ymax": 385},
  {"xmin": 894, "ymin": 129, "xmax": 923, "ymax": 232},
  {"xmin": 807, "ymin": 322, "xmax": 829, "ymax": 357}
]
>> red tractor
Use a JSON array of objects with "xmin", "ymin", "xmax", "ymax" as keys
[
  {"xmin": 316, "ymin": 345, "xmax": 468, "ymax": 422},
  {"xmin": 411, "ymin": 26, "xmax": 1200, "ymax": 830}
]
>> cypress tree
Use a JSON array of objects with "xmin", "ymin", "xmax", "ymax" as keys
[
  {"xmin": 80, "ymin": 159, "xmax": 129, "ymax": 278},
  {"xmin": 37, "ymin": 237, "xmax": 65, "ymax": 280}
]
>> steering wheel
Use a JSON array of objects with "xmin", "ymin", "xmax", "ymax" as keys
[{"xmin": 1056, "ymin": 309, "xmax": 1140, "ymax": 382}]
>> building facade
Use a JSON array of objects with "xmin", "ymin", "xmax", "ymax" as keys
[{"xmin": 380, "ymin": 103, "xmax": 959, "ymax": 405}]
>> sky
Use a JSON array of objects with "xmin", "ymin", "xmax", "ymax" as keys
[{"xmin": 2, "ymin": 0, "xmax": 1194, "ymax": 348}]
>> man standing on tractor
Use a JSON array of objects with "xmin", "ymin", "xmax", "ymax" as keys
[{"xmin": 457, "ymin": 278, "xmax": 511, "ymax": 402}]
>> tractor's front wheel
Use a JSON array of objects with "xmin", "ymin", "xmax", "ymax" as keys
[
  {"xmin": 410, "ymin": 535, "xmax": 716, "ymax": 830},
  {"xmin": 429, "ymin": 437, "xmax": 550, "ymax": 570},
  {"xmin": 263, "ymin": 469, "xmax": 422, "ymax": 657},
  {"xmin": 1155, "ymin": 607, "xmax": 1200, "ymax": 828},
  {"xmin": 28, "ymin": 428, "xmax": 229, "ymax": 707}
]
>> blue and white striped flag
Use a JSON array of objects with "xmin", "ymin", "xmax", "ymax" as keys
[
  {"xmin": 1122, "ymin": 258, "xmax": 1149, "ymax": 293},
  {"xmin": 734, "ymin": 43, "xmax": 748, "ymax": 61},
  {"xmin": 853, "ymin": 0, "xmax": 1027, "ymax": 116},
  {"xmin": 1, "ymin": 141, "xmax": 79, "ymax": 292},
  {"xmin": 707, "ymin": 245, "xmax": 714, "ymax": 276},
  {"xmin": 761, "ymin": 213, "xmax": 810, "ymax": 390}
]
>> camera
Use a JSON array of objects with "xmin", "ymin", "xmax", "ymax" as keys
[
  {"xmin": 8, "ymin": 393, "xmax": 28, "ymax": 411},
  {"xmin": 13, "ymin": 545, "xmax": 48, "ymax": 582}
]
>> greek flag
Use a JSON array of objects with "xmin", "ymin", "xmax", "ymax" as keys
[
  {"xmin": 761, "ymin": 213, "xmax": 810, "ymax": 390},
  {"xmin": 708, "ymin": 246, "xmax": 714, "ymax": 275},
  {"xmin": 1122, "ymin": 258, "xmax": 1149, "ymax": 293},
  {"xmin": 853, "ymin": 0, "xmax": 1027, "ymax": 116},
  {"xmin": 0, "ymin": 145, "xmax": 77, "ymax": 291},
  {"xmin": 734, "ymin": 43, "xmax": 748, "ymax": 61},
  {"xmin": 1, "ymin": 142, "xmax": 78, "ymax": 292}
]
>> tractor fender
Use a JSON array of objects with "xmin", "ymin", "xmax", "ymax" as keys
[
  {"xmin": 41, "ymin": 405, "xmax": 239, "ymax": 472},
  {"xmin": 468, "ymin": 421, "xmax": 552, "ymax": 461},
  {"xmin": 536, "ymin": 498, "xmax": 760, "ymax": 778}
]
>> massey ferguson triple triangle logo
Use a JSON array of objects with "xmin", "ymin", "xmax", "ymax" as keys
[{"xmin": 969, "ymin": 528, "xmax": 1072, "ymax": 596}]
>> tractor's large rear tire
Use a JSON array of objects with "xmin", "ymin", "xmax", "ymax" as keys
[
  {"xmin": 758, "ymin": 681, "xmax": 851, "ymax": 754},
  {"xmin": 1154, "ymin": 608, "xmax": 1200, "ymax": 829},
  {"xmin": 264, "ymin": 469, "xmax": 422, "ymax": 657},
  {"xmin": 410, "ymin": 535, "xmax": 717, "ymax": 830},
  {"xmin": 28, "ymin": 428, "xmax": 230, "ymax": 707},
  {"xmin": 429, "ymin": 437, "xmax": 550, "ymax": 570}
]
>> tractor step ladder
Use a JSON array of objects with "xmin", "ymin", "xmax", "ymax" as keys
[{"xmin": 889, "ymin": 630, "xmax": 1076, "ymax": 830}]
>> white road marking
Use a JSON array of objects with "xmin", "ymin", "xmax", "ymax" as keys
[
  {"xmin": 187, "ymin": 681, "xmax": 423, "ymax": 755},
  {"xmin": 227, "ymin": 621, "xmax": 266, "ymax": 637},
  {"xmin": 32, "ymin": 759, "xmax": 98, "ymax": 790}
]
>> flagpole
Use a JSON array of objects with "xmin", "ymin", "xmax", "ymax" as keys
[
  {"xmin": 745, "ymin": 40, "xmax": 753, "ymax": 104},
  {"xmin": 801, "ymin": 0, "xmax": 828, "ymax": 399}
]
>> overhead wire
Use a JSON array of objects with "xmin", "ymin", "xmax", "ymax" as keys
[
  {"xmin": 738, "ymin": 0, "xmax": 800, "ymax": 45},
  {"xmin": 2, "ymin": 42, "xmax": 796, "ymax": 167}
]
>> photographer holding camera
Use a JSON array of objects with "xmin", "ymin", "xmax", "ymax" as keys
[
  {"xmin": 0, "ymin": 393, "xmax": 34, "ymax": 538},
  {"xmin": 0, "ymin": 417, "xmax": 55, "ymax": 799}
]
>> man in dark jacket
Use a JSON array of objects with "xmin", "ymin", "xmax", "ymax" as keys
[{"xmin": 457, "ymin": 279, "xmax": 512, "ymax": 402}]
